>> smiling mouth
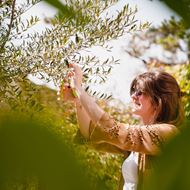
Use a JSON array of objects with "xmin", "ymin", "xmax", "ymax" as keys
[{"xmin": 133, "ymin": 102, "xmax": 141, "ymax": 109}]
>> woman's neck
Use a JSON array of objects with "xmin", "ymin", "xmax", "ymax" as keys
[{"xmin": 142, "ymin": 115, "xmax": 155, "ymax": 125}]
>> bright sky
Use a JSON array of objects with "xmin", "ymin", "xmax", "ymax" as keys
[{"xmin": 20, "ymin": 0, "xmax": 182, "ymax": 104}]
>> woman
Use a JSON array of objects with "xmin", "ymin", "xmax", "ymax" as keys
[{"xmin": 58, "ymin": 63, "xmax": 184, "ymax": 190}]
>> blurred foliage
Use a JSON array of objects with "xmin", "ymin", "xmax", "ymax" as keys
[
  {"xmin": 150, "ymin": 18, "xmax": 189, "ymax": 55},
  {"xmin": 127, "ymin": 0, "xmax": 190, "ymax": 62},
  {"xmin": 164, "ymin": 64, "xmax": 190, "ymax": 119},
  {"xmin": 0, "ymin": 83, "xmax": 126, "ymax": 190},
  {"xmin": 0, "ymin": 112, "xmax": 95, "ymax": 190},
  {"xmin": 43, "ymin": 0, "xmax": 80, "ymax": 21},
  {"xmin": 126, "ymin": 17, "xmax": 190, "ymax": 63},
  {"xmin": 142, "ymin": 119, "xmax": 190, "ymax": 190},
  {"xmin": 161, "ymin": 0, "xmax": 190, "ymax": 27}
]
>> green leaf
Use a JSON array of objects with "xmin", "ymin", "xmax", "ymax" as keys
[
  {"xmin": 44, "ymin": 0, "xmax": 75, "ymax": 18},
  {"xmin": 162, "ymin": 0, "xmax": 190, "ymax": 27}
]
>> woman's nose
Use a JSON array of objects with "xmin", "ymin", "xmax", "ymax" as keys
[{"xmin": 131, "ymin": 93, "xmax": 138, "ymax": 100}]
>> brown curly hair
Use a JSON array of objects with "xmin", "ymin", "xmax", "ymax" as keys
[{"xmin": 130, "ymin": 71, "xmax": 184, "ymax": 126}]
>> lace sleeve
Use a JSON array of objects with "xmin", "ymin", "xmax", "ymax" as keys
[
  {"xmin": 89, "ymin": 113, "xmax": 179, "ymax": 155},
  {"xmin": 89, "ymin": 120, "xmax": 130, "ymax": 155}
]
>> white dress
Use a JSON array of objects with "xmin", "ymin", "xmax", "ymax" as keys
[{"xmin": 122, "ymin": 152, "xmax": 139, "ymax": 190}]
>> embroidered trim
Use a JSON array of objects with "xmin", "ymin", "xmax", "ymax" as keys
[
  {"xmin": 100, "ymin": 114, "xmax": 120, "ymax": 139},
  {"xmin": 145, "ymin": 125, "xmax": 163, "ymax": 146},
  {"xmin": 103, "ymin": 120, "xmax": 120, "ymax": 139}
]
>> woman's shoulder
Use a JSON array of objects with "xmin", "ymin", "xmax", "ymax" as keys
[
  {"xmin": 129, "ymin": 123, "xmax": 178, "ymax": 131},
  {"xmin": 145, "ymin": 123, "xmax": 179, "ymax": 142},
  {"xmin": 127, "ymin": 123, "xmax": 179, "ymax": 142},
  {"xmin": 153, "ymin": 123, "xmax": 179, "ymax": 133}
]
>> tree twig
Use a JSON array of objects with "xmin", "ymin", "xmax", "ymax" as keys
[{"xmin": 0, "ymin": 0, "xmax": 16, "ymax": 53}]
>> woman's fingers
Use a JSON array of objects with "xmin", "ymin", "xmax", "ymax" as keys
[
  {"xmin": 57, "ymin": 84, "xmax": 76, "ymax": 101},
  {"xmin": 69, "ymin": 63, "xmax": 82, "ymax": 76},
  {"xmin": 69, "ymin": 63, "xmax": 83, "ymax": 86},
  {"xmin": 57, "ymin": 63, "xmax": 82, "ymax": 102},
  {"xmin": 67, "ymin": 70, "xmax": 75, "ymax": 77}
]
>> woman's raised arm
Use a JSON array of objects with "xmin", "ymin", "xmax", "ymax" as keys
[{"xmin": 59, "ymin": 63, "xmax": 105, "ymax": 139}]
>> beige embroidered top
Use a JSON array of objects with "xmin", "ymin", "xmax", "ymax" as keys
[{"xmin": 88, "ymin": 113, "xmax": 179, "ymax": 189}]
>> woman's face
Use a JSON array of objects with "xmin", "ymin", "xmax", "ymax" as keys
[{"xmin": 130, "ymin": 90, "xmax": 156, "ymax": 124}]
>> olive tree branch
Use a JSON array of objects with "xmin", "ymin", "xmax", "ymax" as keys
[{"xmin": 0, "ymin": 0, "xmax": 16, "ymax": 52}]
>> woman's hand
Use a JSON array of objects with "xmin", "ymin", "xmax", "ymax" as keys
[
  {"xmin": 57, "ymin": 63, "xmax": 83, "ymax": 101},
  {"xmin": 69, "ymin": 63, "xmax": 83, "ymax": 89},
  {"xmin": 57, "ymin": 83, "xmax": 77, "ymax": 102}
]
